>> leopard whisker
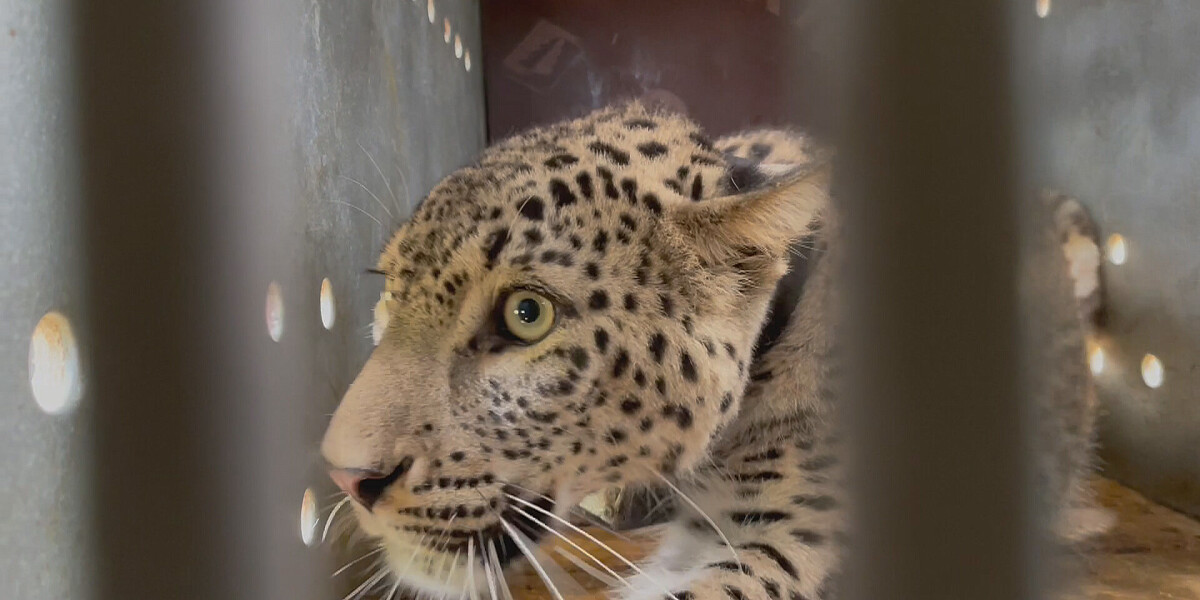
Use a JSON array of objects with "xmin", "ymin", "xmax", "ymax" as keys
[
  {"xmin": 323, "ymin": 491, "xmax": 350, "ymax": 504},
  {"xmin": 487, "ymin": 539, "xmax": 515, "ymax": 600},
  {"xmin": 433, "ymin": 549, "xmax": 452, "ymax": 585},
  {"xmin": 502, "ymin": 494, "xmax": 640, "ymax": 574},
  {"xmin": 569, "ymin": 507, "xmax": 632, "ymax": 541},
  {"xmin": 393, "ymin": 532, "xmax": 429, "ymax": 583},
  {"xmin": 507, "ymin": 503, "xmax": 629, "ymax": 588},
  {"xmin": 430, "ymin": 518, "xmax": 459, "ymax": 586},
  {"xmin": 340, "ymin": 173, "xmax": 395, "ymax": 221},
  {"xmin": 482, "ymin": 541, "xmax": 500, "ymax": 600},
  {"xmin": 323, "ymin": 513, "xmax": 362, "ymax": 547},
  {"xmin": 512, "ymin": 515, "xmax": 587, "ymax": 595},
  {"xmin": 475, "ymin": 490, "xmax": 516, "ymax": 600},
  {"xmin": 500, "ymin": 196, "xmax": 539, "ymax": 253},
  {"xmin": 332, "ymin": 546, "xmax": 384, "ymax": 578},
  {"xmin": 393, "ymin": 161, "xmax": 413, "ymax": 213},
  {"xmin": 643, "ymin": 497, "xmax": 674, "ymax": 521},
  {"xmin": 384, "ymin": 576, "xmax": 403, "ymax": 600},
  {"xmin": 497, "ymin": 516, "xmax": 568, "ymax": 600},
  {"xmin": 342, "ymin": 565, "xmax": 389, "ymax": 600},
  {"xmin": 433, "ymin": 515, "xmax": 459, "ymax": 553},
  {"xmin": 494, "ymin": 478, "xmax": 631, "ymax": 542},
  {"xmin": 467, "ymin": 537, "xmax": 481, "ymax": 600},
  {"xmin": 357, "ymin": 141, "xmax": 401, "ymax": 217},
  {"xmin": 502, "ymin": 493, "xmax": 681, "ymax": 600},
  {"xmin": 322, "ymin": 496, "xmax": 352, "ymax": 543},
  {"xmin": 552, "ymin": 546, "xmax": 622, "ymax": 589},
  {"xmin": 438, "ymin": 549, "xmax": 461, "ymax": 599},
  {"xmin": 653, "ymin": 471, "xmax": 742, "ymax": 567},
  {"xmin": 330, "ymin": 198, "xmax": 384, "ymax": 228}
]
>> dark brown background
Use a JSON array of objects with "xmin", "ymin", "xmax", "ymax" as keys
[{"xmin": 480, "ymin": 0, "xmax": 835, "ymax": 141}]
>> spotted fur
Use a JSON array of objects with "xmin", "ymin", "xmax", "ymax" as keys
[{"xmin": 321, "ymin": 103, "xmax": 1104, "ymax": 599}]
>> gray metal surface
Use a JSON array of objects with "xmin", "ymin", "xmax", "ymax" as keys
[
  {"xmin": 2, "ymin": 1, "xmax": 484, "ymax": 599},
  {"xmin": 1, "ymin": 1, "xmax": 89, "ymax": 599},
  {"xmin": 291, "ymin": 0, "xmax": 486, "ymax": 594},
  {"xmin": 1031, "ymin": 0, "xmax": 1200, "ymax": 518}
]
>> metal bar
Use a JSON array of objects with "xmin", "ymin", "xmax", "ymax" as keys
[
  {"xmin": 833, "ymin": 2, "xmax": 1038, "ymax": 600},
  {"xmin": 75, "ymin": 1, "xmax": 319, "ymax": 599},
  {"xmin": 77, "ymin": 2, "xmax": 221, "ymax": 597}
]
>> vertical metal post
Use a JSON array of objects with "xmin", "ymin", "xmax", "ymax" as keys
[
  {"xmin": 75, "ymin": 1, "xmax": 319, "ymax": 599},
  {"xmin": 77, "ymin": 3, "xmax": 219, "ymax": 597},
  {"xmin": 834, "ymin": 2, "xmax": 1039, "ymax": 600}
]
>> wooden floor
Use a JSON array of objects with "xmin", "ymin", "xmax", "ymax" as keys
[
  {"xmin": 506, "ymin": 478, "xmax": 1200, "ymax": 600},
  {"xmin": 1072, "ymin": 479, "xmax": 1200, "ymax": 600}
]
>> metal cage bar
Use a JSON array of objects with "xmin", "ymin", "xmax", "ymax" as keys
[
  {"xmin": 70, "ymin": 1, "xmax": 487, "ymax": 599},
  {"xmin": 75, "ymin": 1, "xmax": 319, "ymax": 599},
  {"xmin": 833, "ymin": 1, "xmax": 1041, "ymax": 599}
]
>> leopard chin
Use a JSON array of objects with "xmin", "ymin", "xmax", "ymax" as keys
[{"xmin": 345, "ymin": 485, "xmax": 558, "ymax": 597}]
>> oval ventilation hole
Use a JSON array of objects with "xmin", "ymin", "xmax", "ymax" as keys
[
  {"xmin": 300, "ymin": 488, "xmax": 319, "ymax": 546},
  {"xmin": 29, "ymin": 311, "xmax": 83, "ymax": 415},
  {"xmin": 320, "ymin": 277, "xmax": 337, "ymax": 330},
  {"xmin": 427, "ymin": 0, "xmax": 436, "ymax": 23},
  {"xmin": 454, "ymin": 34, "xmax": 463, "ymax": 58},
  {"xmin": 1036, "ymin": 0, "xmax": 1051, "ymax": 18},
  {"xmin": 1140, "ymin": 354, "xmax": 1164, "ymax": 389},
  {"xmin": 444, "ymin": 18, "xmax": 452, "ymax": 43},
  {"xmin": 464, "ymin": 50, "xmax": 472, "ymax": 72},
  {"xmin": 266, "ymin": 281, "xmax": 285, "ymax": 342},
  {"xmin": 1106, "ymin": 233, "xmax": 1127, "ymax": 266}
]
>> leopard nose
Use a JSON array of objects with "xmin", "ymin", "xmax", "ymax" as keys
[{"xmin": 329, "ymin": 457, "xmax": 414, "ymax": 510}]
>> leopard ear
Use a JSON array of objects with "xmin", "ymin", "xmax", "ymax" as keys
[{"xmin": 667, "ymin": 160, "xmax": 830, "ymax": 284}]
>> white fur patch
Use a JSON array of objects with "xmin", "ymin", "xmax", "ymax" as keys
[{"xmin": 1062, "ymin": 232, "xmax": 1101, "ymax": 300}]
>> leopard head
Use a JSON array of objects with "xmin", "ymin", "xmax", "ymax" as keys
[{"xmin": 320, "ymin": 104, "xmax": 827, "ymax": 595}]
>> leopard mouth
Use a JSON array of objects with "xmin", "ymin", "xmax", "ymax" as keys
[
  {"xmin": 406, "ymin": 487, "xmax": 557, "ymax": 567},
  {"xmin": 371, "ymin": 483, "xmax": 560, "ymax": 597}
]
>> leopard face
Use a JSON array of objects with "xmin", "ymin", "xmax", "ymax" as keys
[{"xmin": 320, "ymin": 103, "xmax": 826, "ymax": 595}]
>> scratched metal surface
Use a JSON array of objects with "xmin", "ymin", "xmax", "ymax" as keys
[
  {"xmin": 289, "ymin": 1, "xmax": 486, "ymax": 597},
  {"xmin": 289, "ymin": 0, "xmax": 486, "ymax": 488},
  {"xmin": 290, "ymin": 1, "xmax": 485, "ymax": 595}
]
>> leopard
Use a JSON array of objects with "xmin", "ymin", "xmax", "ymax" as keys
[{"xmin": 320, "ymin": 101, "xmax": 1109, "ymax": 600}]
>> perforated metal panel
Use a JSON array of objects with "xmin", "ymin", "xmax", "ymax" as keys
[{"xmin": 1, "ymin": 1, "xmax": 484, "ymax": 598}]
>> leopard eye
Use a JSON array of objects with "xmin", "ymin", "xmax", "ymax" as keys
[{"xmin": 501, "ymin": 290, "xmax": 556, "ymax": 343}]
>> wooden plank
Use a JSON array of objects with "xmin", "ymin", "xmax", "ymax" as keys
[{"xmin": 1072, "ymin": 478, "xmax": 1200, "ymax": 600}]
